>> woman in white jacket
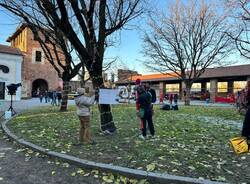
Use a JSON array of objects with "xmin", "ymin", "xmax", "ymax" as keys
[{"xmin": 75, "ymin": 88, "xmax": 95, "ymax": 144}]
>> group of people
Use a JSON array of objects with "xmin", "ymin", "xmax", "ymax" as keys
[
  {"xmin": 74, "ymin": 79, "xmax": 250, "ymax": 147},
  {"xmin": 37, "ymin": 89, "xmax": 62, "ymax": 106},
  {"xmin": 135, "ymin": 80, "xmax": 157, "ymax": 140},
  {"xmin": 74, "ymin": 79, "xmax": 157, "ymax": 144}
]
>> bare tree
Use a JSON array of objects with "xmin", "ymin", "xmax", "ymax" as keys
[
  {"xmin": 0, "ymin": 0, "xmax": 143, "ymax": 133},
  {"xmin": 143, "ymin": 0, "xmax": 232, "ymax": 105},
  {"xmin": 225, "ymin": 0, "xmax": 250, "ymax": 59}
]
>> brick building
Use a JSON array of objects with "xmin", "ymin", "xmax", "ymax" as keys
[
  {"xmin": 7, "ymin": 24, "xmax": 62, "ymax": 98},
  {"xmin": 116, "ymin": 65, "xmax": 250, "ymax": 103}
]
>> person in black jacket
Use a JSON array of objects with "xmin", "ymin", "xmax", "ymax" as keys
[
  {"xmin": 137, "ymin": 85, "xmax": 155, "ymax": 140},
  {"xmin": 145, "ymin": 82, "xmax": 156, "ymax": 103},
  {"xmin": 242, "ymin": 81, "xmax": 250, "ymax": 143}
]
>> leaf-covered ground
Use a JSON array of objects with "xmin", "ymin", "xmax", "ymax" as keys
[{"xmin": 8, "ymin": 105, "xmax": 250, "ymax": 183}]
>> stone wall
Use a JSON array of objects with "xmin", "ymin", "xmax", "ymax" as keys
[{"xmin": 20, "ymin": 28, "xmax": 62, "ymax": 97}]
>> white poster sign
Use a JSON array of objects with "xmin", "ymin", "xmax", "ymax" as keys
[{"xmin": 99, "ymin": 89, "xmax": 120, "ymax": 104}]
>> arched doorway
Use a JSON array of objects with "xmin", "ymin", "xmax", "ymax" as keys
[{"xmin": 32, "ymin": 79, "xmax": 48, "ymax": 97}]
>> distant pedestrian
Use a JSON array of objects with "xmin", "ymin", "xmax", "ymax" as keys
[
  {"xmin": 44, "ymin": 90, "xmax": 48, "ymax": 103},
  {"xmin": 51, "ymin": 91, "xmax": 57, "ymax": 106},
  {"xmin": 242, "ymin": 81, "xmax": 250, "ymax": 144},
  {"xmin": 38, "ymin": 90, "xmax": 43, "ymax": 103},
  {"xmin": 169, "ymin": 93, "xmax": 173, "ymax": 106},
  {"xmin": 75, "ymin": 88, "xmax": 96, "ymax": 144},
  {"xmin": 57, "ymin": 91, "xmax": 62, "ymax": 106},
  {"xmin": 173, "ymin": 94, "xmax": 178, "ymax": 105}
]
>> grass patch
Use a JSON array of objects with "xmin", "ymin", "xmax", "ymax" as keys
[{"xmin": 8, "ymin": 105, "xmax": 250, "ymax": 183}]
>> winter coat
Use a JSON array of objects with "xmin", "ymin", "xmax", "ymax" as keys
[{"xmin": 75, "ymin": 95, "xmax": 95, "ymax": 116}]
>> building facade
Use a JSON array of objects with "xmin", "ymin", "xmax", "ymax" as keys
[
  {"xmin": 116, "ymin": 65, "xmax": 250, "ymax": 102},
  {"xmin": 7, "ymin": 24, "xmax": 62, "ymax": 98},
  {"xmin": 0, "ymin": 44, "xmax": 22, "ymax": 101}
]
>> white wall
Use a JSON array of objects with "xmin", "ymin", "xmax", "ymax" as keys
[{"xmin": 0, "ymin": 53, "xmax": 22, "ymax": 101}]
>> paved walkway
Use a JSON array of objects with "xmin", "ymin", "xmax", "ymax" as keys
[
  {"xmin": 0, "ymin": 99, "xmax": 100, "ymax": 184},
  {"xmin": 0, "ymin": 98, "xmax": 234, "ymax": 112},
  {"xmin": 0, "ymin": 129, "xmax": 100, "ymax": 184},
  {"xmin": 0, "ymin": 98, "xmax": 75, "ymax": 112}
]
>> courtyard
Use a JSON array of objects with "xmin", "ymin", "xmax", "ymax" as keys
[{"xmin": 6, "ymin": 105, "xmax": 249, "ymax": 183}]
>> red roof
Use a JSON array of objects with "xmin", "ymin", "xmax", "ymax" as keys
[
  {"xmin": 117, "ymin": 64, "xmax": 250, "ymax": 84},
  {"xmin": 131, "ymin": 73, "xmax": 178, "ymax": 81},
  {"xmin": 0, "ymin": 44, "xmax": 23, "ymax": 56}
]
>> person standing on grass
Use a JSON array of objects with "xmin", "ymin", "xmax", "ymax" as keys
[
  {"xmin": 75, "ymin": 88, "xmax": 96, "ymax": 145},
  {"xmin": 242, "ymin": 81, "xmax": 250, "ymax": 144},
  {"xmin": 137, "ymin": 85, "xmax": 155, "ymax": 140},
  {"xmin": 135, "ymin": 79, "xmax": 145, "ymax": 138}
]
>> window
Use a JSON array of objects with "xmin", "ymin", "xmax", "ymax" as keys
[
  {"xmin": 233, "ymin": 81, "xmax": 247, "ymax": 93},
  {"xmin": 35, "ymin": 51, "xmax": 42, "ymax": 62},
  {"xmin": 166, "ymin": 83, "xmax": 180, "ymax": 93},
  {"xmin": 191, "ymin": 83, "xmax": 201, "ymax": 92},
  {"xmin": 206, "ymin": 82, "xmax": 211, "ymax": 92},
  {"xmin": 33, "ymin": 33, "xmax": 39, "ymax": 41},
  {"xmin": 45, "ymin": 35, "xmax": 50, "ymax": 43},
  {"xmin": 218, "ymin": 82, "xmax": 228, "ymax": 93}
]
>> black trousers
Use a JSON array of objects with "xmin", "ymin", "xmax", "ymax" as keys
[
  {"xmin": 142, "ymin": 108, "xmax": 155, "ymax": 137},
  {"xmin": 242, "ymin": 106, "xmax": 250, "ymax": 139}
]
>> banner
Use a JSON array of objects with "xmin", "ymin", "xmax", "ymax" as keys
[{"xmin": 99, "ymin": 89, "xmax": 120, "ymax": 104}]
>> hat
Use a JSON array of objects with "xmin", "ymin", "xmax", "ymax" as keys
[
  {"xmin": 77, "ymin": 88, "xmax": 85, "ymax": 95},
  {"xmin": 135, "ymin": 78, "xmax": 141, "ymax": 85}
]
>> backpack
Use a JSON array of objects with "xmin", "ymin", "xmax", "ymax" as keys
[
  {"xmin": 161, "ymin": 104, "xmax": 171, "ymax": 110},
  {"xmin": 149, "ymin": 89, "xmax": 156, "ymax": 103},
  {"xmin": 172, "ymin": 104, "xmax": 178, "ymax": 110}
]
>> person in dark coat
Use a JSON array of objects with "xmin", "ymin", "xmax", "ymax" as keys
[
  {"xmin": 44, "ymin": 90, "xmax": 48, "ymax": 103},
  {"xmin": 242, "ymin": 81, "xmax": 250, "ymax": 143},
  {"xmin": 137, "ymin": 85, "xmax": 155, "ymax": 140},
  {"xmin": 38, "ymin": 90, "xmax": 43, "ymax": 103},
  {"xmin": 57, "ymin": 91, "xmax": 62, "ymax": 106}
]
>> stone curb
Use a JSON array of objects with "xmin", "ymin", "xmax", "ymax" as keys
[{"xmin": 1, "ymin": 118, "xmax": 227, "ymax": 184}]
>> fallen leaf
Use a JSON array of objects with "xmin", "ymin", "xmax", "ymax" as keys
[{"xmin": 146, "ymin": 163, "xmax": 156, "ymax": 172}]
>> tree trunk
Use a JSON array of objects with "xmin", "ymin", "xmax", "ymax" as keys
[
  {"xmin": 60, "ymin": 80, "xmax": 70, "ymax": 111},
  {"xmin": 184, "ymin": 83, "xmax": 192, "ymax": 106},
  {"xmin": 92, "ymin": 75, "xmax": 117, "ymax": 134},
  {"xmin": 80, "ymin": 67, "xmax": 85, "ymax": 87}
]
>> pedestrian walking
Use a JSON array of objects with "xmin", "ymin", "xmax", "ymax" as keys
[{"xmin": 75, "ymin": 88, "xmax": 96, "ymax": 144}]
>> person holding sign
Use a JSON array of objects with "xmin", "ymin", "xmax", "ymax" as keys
[
  {"xmin": 137, "ymin": 85, "xmax": 155, "ymax": 140},
  {"xmin": 75, "ymin": 87, "xmax": 96, "ymax": 145}
]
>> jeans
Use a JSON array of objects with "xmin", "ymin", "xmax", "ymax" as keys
[{"xmin": 141, "ymin": 108, "xmax": 155, "ymax": 137}]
